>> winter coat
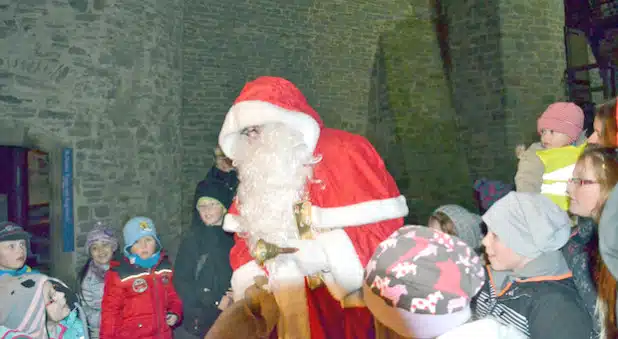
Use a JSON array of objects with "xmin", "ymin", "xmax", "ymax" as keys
[
  {"xmin": 473, "ymin": 265, "xmax": 593, "ymax": 339},
  {"xmin": 54, "ymin": 309, "xmax": 87, "ymax": 339},
  {"xmin": 515, "ymin": 133, "xmax": 587, "ymax": 193},
  {"xmin": 174, "ymin": 221, "xmax": 234, "ymax": 337},
  {"xmin": 515, "ymin": 142, "xmax": 545, "ymax": 193},
  {"xmin": 0, "ymin": 326, "xmax": 33, "ymax": 339},
  {"xmin": 80, "ymin": 261, "xmax": 108, "ymax": 338},
  {"xmin": 100, "ymin": 253, "xmax": 183, "ymax": 339}
]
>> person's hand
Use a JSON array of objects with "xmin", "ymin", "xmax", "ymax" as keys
[
  {"xmin": 515, "ymin": 144, "xmax": 526, "ymax": 159},
  {"xmin": 287, "ymin": 239, "xmax": 329, "ymax": 275},
  {"xmin": 166, "ymin": 313, "xmax": 178, "ymax": 326}
]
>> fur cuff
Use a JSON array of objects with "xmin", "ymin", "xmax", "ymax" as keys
[
  {"xmin": 231, "ymin": 261, "xmax": 266, "ymax": 301},
  {"xmin": 312, "ymin": 195, "xmax": 408, "ymax": 229},
  {"xmin": 223, "ymin": 213, "xmax": 241, "ymax": 232},
  {"xmin": 317, "ymin": 229, "xmax": 364, "ymax": 298}
]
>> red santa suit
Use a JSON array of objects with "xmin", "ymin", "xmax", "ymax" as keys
[{"xmin": 218, "ymin": 76, "xmax": 408, "ymax": 339}]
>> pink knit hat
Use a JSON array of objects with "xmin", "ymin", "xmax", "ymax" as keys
[{"xmin": 537, "ymin": 102, "xmax": 584, "ymax": 142}]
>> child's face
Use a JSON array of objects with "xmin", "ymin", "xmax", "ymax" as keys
[
  {"xmin": 90, "ymin": 241, "xmax": 114, "ymax": 266},
  {"xmin": 130, "ymin": 236, "xmax": 157, "ymax": 259},
  {"xmin": 540, "ymin": 129, "xmax": 572, "ymax": 149},
  {"xmin": 43, "ymin": 281, "xmax": 70, "ymax": 322},
  {"xmin": 482, "ymin": 231, "xmax": 529, "ymax": 271},
  {"xmin": 567, "ymin": 158, "xmax": 601, "ymax": 218},
  {"xmin": 587, "ymin": 117, "xmax": 603, "ymax": 144},
  {"xmin": 197, "ymin": 200, "xmax": 225, "ymax": 226},
  {"xmin": 0, "ymin": 239, "xmax": 27, "ymax": 270}
]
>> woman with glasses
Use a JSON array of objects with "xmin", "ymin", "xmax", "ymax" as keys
[{"xmin": 562, "ymin": 146, "xmax": 618, "ymax": 339}]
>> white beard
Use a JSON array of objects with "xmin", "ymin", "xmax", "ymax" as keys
[
  {"xmin": 233, "ymin": 123, "xmax": 314, "ymax": 248},
  {"xmin": 233, "ymin": 123, "xmax": 318, "ymax": 339}
]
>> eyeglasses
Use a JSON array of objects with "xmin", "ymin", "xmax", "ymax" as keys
[
  {"xmin": 240, "ymin": 126, "xmax": 261, "ymax": 137},
  {"xmin": 567, "ymin": 178, "xmax": 599, "ymax": 186}
]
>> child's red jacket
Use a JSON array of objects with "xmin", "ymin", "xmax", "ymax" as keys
[{"xmin": 100, "ymin": 252, "xmax": 183, "ymax": 339}]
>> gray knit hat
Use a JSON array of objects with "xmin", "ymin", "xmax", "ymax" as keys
[
  {"xmin": 434, "ymin": 205, "xmax": 483, "ymax": 249},
  {"xmin": 482, "ymin": 192, "xmax": 571, "ymax": 259}
]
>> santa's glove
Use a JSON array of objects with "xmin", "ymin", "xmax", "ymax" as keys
[{"xmin": 287, "ymin": 239, "xmax": 330, "ymax": 276}]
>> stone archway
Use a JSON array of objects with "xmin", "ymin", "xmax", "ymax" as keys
[{"xmin": 0, "ymin": 121, "xmax": 75, "ymax": 284}]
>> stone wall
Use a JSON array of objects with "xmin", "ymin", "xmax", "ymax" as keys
[
  {"xmin": 445, "ymin": 0, "xmax": 510, "ymax": 181},
  {"xmin": 499, "ymin": 0, "xmax": 567, "ymax": 150},
  {"xmin": 445, "ymin": 0, "xmax": 567, "ymax": 183},
  {"xmin": 373, "ymin": 7, "xmax": 473, "ymax": 222},
  {"xmin": 181, "ymin": 0, "xmax": 569, "ymax": 223},
  {"xmin": 180, "ymin": 0, "xmax": 419, "ymax": 225},
  {"xmin": 0, "ymin": 0, "xmax": 184, "ymax": 276}
]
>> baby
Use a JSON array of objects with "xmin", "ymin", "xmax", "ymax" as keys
[{"xmin": 515, "ymin": 102, "xmax": 586, "ymax": 210}]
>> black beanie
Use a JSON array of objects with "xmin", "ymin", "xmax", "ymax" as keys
[{"xmin": 195, "ymin": 178, "xmax": 235, "ymax": 210}]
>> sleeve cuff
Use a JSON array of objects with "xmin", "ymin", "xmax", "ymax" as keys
[
  {"xmin": 223, "ymin": 213, "xmax": 241, "ymax": 232},
  {"xmin": 230, "ymin": 261, "xmax": 267, "ymax": 301},
  {"xmin": 311, "ymin": 195, "xmax": 408, "ymax": 229},
  {"xmin": 317, "ymin": 229, "xmax": 364, "ymax": 298}
]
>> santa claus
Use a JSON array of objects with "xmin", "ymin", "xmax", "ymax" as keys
[{"xmin": 218, "ymin": 76, "xmax": 408, "ymax": 339}]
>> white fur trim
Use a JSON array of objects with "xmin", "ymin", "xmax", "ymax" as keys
[
  {"xmin": 218, "ymin": 100, "xmax": 321, "ymax": 160},
  {"xmin": 230, "ymin": 261, "xmax": 266, "ymax": 301},
  {"xmin": 316, "ymin": 229, "xmax": 364, "ymax": 298},
  {"xmin": 312, "ymin": 195, "xmax": 408, "ymax": 229},
  {"xmin": 437, "ymin": 318, "xmax": 528, "ymax": 339},
  {"xmin": 222, "ymin": 213, "xmax": 241, "ymax": 233}
]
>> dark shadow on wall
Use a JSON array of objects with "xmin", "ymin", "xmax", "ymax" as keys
[
  {"xmin": 366, "ymin": 36, "xmax": 416, "ymax": 224},
  {"xmin": 366, "ymin": 15, "xmax": 473, "ymax": 224},
  {"xmin": 433, "ymin": 0, "xmax": 452, "ymax": 93}
]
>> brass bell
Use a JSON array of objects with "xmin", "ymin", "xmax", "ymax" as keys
[{"xmin": 252, "ymin": 239, "xmax": 297, "ymax": 266}]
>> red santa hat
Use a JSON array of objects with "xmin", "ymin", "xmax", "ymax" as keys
[{"xmin": 219, "ymin": 76, "xmax": 323, "ymax": 160}]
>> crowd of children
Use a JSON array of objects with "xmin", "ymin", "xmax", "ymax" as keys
[{"xmin": 1, "ymin": 98, "xmax": 617, "ymax": 339}]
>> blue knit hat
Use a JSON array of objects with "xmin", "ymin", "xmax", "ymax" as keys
[{"xmin": 123, "ymin": 217, "xmax": 161, "ymax": 255}]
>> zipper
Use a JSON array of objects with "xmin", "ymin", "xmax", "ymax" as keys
[{"xmin": 150, "ymin": 267, "xmax": 164, "ymax": 339}]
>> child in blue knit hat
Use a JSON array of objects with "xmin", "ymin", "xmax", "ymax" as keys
[{"xmin": 100, "ymin": 216, "xmax": 183, "ymax": 339}]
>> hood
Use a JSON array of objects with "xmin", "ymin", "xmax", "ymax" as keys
[{"xmin": 599, "ymin": 185, "xmax": 618, "ymax": 279}]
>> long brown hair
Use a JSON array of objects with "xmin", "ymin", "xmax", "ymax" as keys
[
  {"xmin": 428, "ymin": 211, "xmax": 456, "ymax": 235},
  {"xmin": 595, "ymin": 99, "xmax": 617, "ymax": 147},
  {"xmin": 578, "ymin": 146, "xmax": 618, "ymax": 338}
]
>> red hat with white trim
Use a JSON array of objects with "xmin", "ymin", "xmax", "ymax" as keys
[{"xmin": 218, "ymin": 76, "xmax": 323, "ymax": 160}]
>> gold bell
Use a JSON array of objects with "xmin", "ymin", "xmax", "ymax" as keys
[{"xmin": 252, "ymin": 239, "xmax": 297, "ymax": 266}]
